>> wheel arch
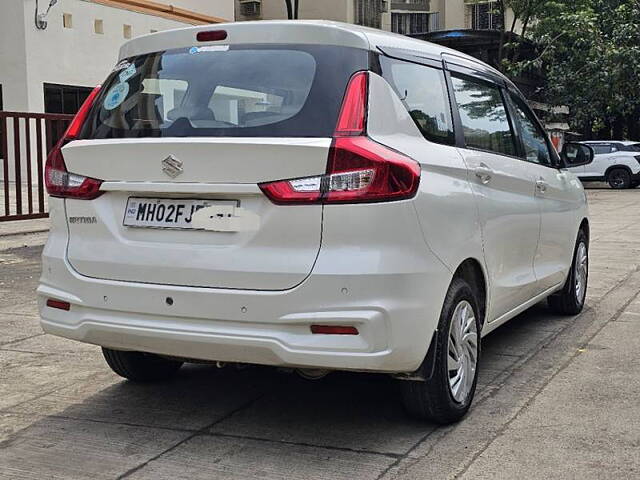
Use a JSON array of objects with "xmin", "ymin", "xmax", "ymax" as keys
[
  {"xmin": 579, "ymin": 218, "xmax": 590, "ymax": 242},
  {"xmin": 605, "ymin": 164, "xmax": 633, "ymax": 179},
  {"xmin": 452, "ymin": 258, "xmax": 487, "ymax": 327}
]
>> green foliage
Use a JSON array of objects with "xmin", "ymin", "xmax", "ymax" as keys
[{"xmin": 504, "ymin": 0, "xmax": 640, "ymax": 138}]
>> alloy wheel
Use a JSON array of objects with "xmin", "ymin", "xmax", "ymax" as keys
[{"xmin": 610, "ymin": 171, "xmax": 627, "ymax": 188}]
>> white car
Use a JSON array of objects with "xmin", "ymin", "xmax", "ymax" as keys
[
  {"xmin": 567, "ymin": 140, "xmax": 640, "ymax": 189},
  {"xmin": 39, "ymin": 21, "xmax": 593, "ymax": 424}
]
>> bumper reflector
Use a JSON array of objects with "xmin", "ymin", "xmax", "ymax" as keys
[
  {"xmin": 310, "ymin": 325, "xmax": 359, "ymax": 335},
  {"xmin": 46, "ymin": 299, "xmax": 71, "ymax": 311}
]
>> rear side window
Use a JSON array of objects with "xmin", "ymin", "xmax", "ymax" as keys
[
  {"xmin": 81, "ymin": 45, "xmax": 368, "ymax": 139},
  {"xmin": 451, "ymin": 74, "xmax": 516, "ymax": 157},
  {"xmin": 592, "ymin": 144, "xmax": 612, "ymax": 155},
  {"xmin": 380, "ymin": 56, "xmax": 455, "ymax": 145}
]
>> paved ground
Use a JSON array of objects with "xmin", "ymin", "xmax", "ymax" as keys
[{"xmin": 1, "ymin": 188, "xmax": 639, "ymax": 479}]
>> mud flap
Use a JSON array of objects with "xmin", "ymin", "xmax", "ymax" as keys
[{"xmin": 393, "ymin": 330, "xmax": 437, "ymax": 382}]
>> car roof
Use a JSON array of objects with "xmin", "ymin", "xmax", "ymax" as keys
[{"xmin": 118, "ymin": 20, "xmax": 496, "ymax": 73}]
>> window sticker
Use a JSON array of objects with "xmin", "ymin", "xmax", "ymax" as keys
[
  {"xmin": 103, "ymin": 82, "xmax": 130, "ymax": 110},
  {"xmin": 118, "ymin": 63, "xmax": 136, "ymax": 82},
  {"xmin": 112, "ymin": 60, "xmax": 131, "ymax": 72},
  {"xmin": 189, "ymin": 45, "xmax": 229, "ymax": 54}
]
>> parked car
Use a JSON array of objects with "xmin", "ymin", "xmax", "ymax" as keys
[
  {"xmin": 38, "ymin": 21, "xmax": 593, "ymax": 424},
  {"xmin": 566, "ymin": 140, "xmax": 640, "ymax": 189}
]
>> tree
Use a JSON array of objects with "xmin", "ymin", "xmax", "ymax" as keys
[
  {"xmin": 503, "ymin": 0, "xmax": 640, "ymax": 140},
  {"xmin": 467, "ymin": 0, "xmax": 547, "ymax": 66}
]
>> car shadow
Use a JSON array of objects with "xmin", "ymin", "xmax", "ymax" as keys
[{"xmin": 1, "ymin": 300, "xmax": 574, "ymax": 477}]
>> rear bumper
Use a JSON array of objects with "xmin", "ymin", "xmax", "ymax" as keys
[
  {"xmin": 39, "ymin": 264, "xmax": 447, "ymax": 372},
  {"xmin": 39, "ymin": 200, "xmax": 452, "ymax": 373}
]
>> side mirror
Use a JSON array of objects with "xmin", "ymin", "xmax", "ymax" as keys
[{"xmin": 561, "ymin": 142, "xmax": 594, "ymax": 167}]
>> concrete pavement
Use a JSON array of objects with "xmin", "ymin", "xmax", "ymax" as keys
[{"xmin": 1, "ymin": 188, "xmax": 639, "ymax": 479}]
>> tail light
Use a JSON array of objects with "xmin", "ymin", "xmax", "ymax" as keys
[
  {"xmin": 259, "ymin": 71, "xmax": 420, "ymax": 205},
  {"xmin": 45, "ymin": 86, "xmax": 104, "ymax": 200}
]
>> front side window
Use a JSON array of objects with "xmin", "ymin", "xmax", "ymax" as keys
[
  {"xmin": 451, "ymin": 74, "xmax": 516, "ymax": 156},
  {"xmin": 380, "ymin": 57, "xmax": 455, "ymax": 146},
  {"xmin": 510, "ymin": 95, "xmax": 552, "ymax": 166}
]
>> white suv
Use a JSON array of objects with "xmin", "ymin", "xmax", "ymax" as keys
[
  {"xmin": 567, "ymin": 140, "xmax": 640, "ymax": 189},
  {"xmin": 39, "ymin": 21, "xmax": 593, "ymax": 424}
]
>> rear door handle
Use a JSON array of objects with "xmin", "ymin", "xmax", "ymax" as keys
[
  {"xmin": 536, "ymin": 179, "xmax": 548, "ymax": 193},
  {"xmin": 474, "ymin": 164, "xmax": 493, "ymax": 184}
]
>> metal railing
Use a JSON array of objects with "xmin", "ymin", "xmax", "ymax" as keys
[{"xmin": 0, "ymin": 111, "xmax": 73, "ymax": 222}]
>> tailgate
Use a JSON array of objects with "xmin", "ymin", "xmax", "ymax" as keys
[{"xmin": 63, "ymin": 138, "xmax": 329, "ymax": 290}]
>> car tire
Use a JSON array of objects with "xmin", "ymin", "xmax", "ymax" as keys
[
  {"xmin": 548, "ymin": 229, "xmax": 589, "ymax": 315},
  {"xmin": 400, "ymin": 278, "xmax": 481, "ymax": 424},
  {"xmin": 607, "ymin": 168, "xmax": 631, "ymax": 189},
  {"xmin": 102, "ymin": 348, "xmax": 183, "ymax": 382}
]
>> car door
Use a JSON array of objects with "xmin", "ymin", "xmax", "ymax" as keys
[
  {"xmin": 447, "ymin": 69, "xmax": 540, "ymax": 322},
  {"xmin": 565, "ymin": 152, "xmax": 586, "ymax": 177},
  {"xmin": 507, "ymin": 92, "xmax": 584, "ymax": 292},
  {"xmin": 583, "ymin": 143, "xmax": 612, "ymax": 179}
]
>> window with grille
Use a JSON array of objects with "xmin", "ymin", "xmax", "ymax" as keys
[
  {"xmin": 391, "ymin": 12, "xmax": 432, "ymax": 35},
  {"xmin": 44, "ymin": 84, "xmax": 93, "ymax": 115},
  {"xmin": 465, "ymin": 1, "xmax": 503, "ymax": 30},
  {"xmin": 355, "ymin": 0, "xmax": 384, "ymax": 29},
  {"xmin": 240, "ymin": 0, "xmax": 261, "ymax": 17}
]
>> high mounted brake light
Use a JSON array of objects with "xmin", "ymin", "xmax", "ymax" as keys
[
  {"xmin": 196, "ymin": 30, "xmax": 228, "ymax": 42},
  {"xmin": 259, "ymin": 71, "xmax": 421, "ymax": 205},
  {"xmin": 45, "ymin": 86, "xmax": 104, "ymax": 200}
]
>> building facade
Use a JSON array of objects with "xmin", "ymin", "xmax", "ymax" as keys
[
  {"xmin": 235, "ymin": 0, "xmax": 519, "ymax": 36},
  {"xmin": 0, "ymin": 0, "xmax": 233, "ymax": 113}
]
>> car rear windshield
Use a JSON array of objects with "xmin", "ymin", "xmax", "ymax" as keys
[
  {"xmin": 80, "ymin": 44, "xmax": 368, "ymax": 139},
  {"xmin": 622, "ymin": 143, "xmax": 640, "ymax": 152}
]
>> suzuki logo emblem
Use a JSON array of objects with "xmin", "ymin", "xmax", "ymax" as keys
[{"xmin": 162, "ymin": 155, "xmax": 183, "ymax": 178}]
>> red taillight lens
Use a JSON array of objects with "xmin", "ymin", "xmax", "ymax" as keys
[
  {"xmin": 325, "ymin": 137, "xmax": 420, "ymax": 203},
  {"xmin": 259, "ymin": 137, "xmax": 420, "ymax": 205},
  {"xmin": 259, "ymin": 70, "xmax": 420, "ymax": 205},
  {"xmin": 334, "ymin": 71, "xmax": 368, "ymax": 137},
  {"xmin": 66, "ymin": 85, "xmax": 102, "ymax": 138},
  {"xmin": 310, "ymin": 325, "xmax": 359, "ymax": 335},
  {"xmin": 46, "ymin": 299, "xmax": 71, "ymax": 311},
  {"xmin": 196, "ymin": 30, "xmax": 228, "ymax": 42},
  {"xmin": 45, "ymin": 142, "xmax": 103, "ymax": 199},
  {"xmin": 45, "ymin": 86, "xmax": 104, "ymax": 200}
]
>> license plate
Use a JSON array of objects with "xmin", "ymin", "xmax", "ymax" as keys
[{"xmin": 123, "ymin": 197, "xmax": 237, "ymax": 229}]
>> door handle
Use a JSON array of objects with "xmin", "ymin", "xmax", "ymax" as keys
[
  {"xmin": 474, "ymin": 164, "xmax": 493, "ymax": 184},
  {"xmin": 536, "ymin": 179, "xmax": 548, "ymax": 193}
]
